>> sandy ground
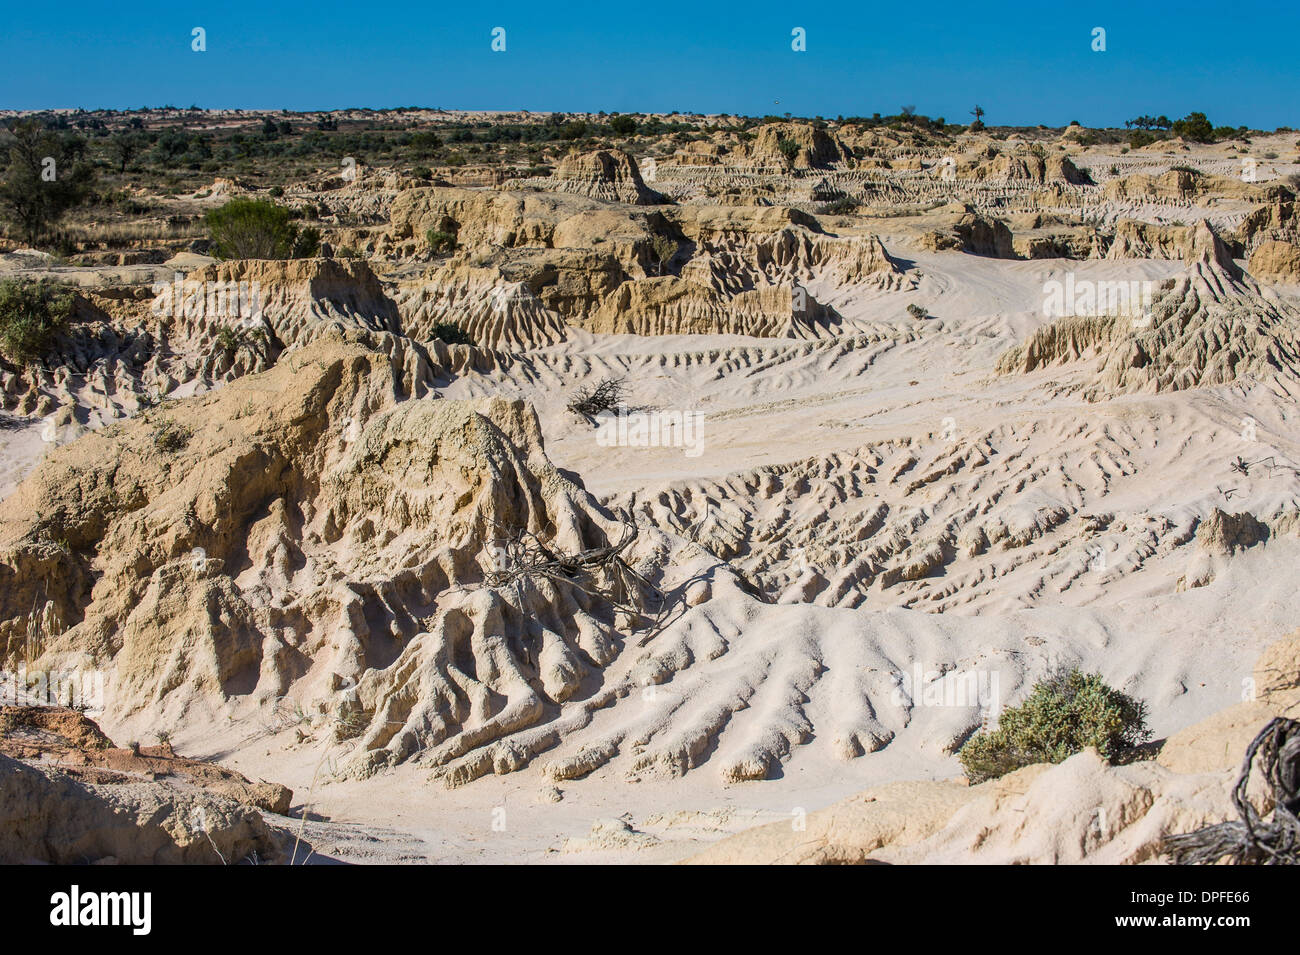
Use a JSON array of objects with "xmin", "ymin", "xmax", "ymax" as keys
[{"xmin": 144, "ymin": 247, "xmax": 1300, "ymax": 861}]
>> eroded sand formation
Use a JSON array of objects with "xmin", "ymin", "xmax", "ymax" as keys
[{"xmin": 3, "ymin": 119, "xmax": 1300, "ymax": 862}]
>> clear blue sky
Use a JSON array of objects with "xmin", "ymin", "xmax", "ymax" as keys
[{"xmin": 3, "ymin": 0, "xmax": 1296, "ymax": 127}]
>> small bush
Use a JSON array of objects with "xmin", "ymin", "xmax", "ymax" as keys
[
  {"xmin": 426, "ymin": 228, "xmax": 457, "ymax": 255},
  {"xmin": 215, "ymin": 326, "xmax": 242, "ymax": 353},
  {"xmin": 958, "ymin": 669, "xmax": 1150, "ymax": 783},
  {"xmin": 214, "ymin": 325, "xmax": 265, "ymax": 354},
  {"xmin": 775, "ymin": 137, "xmax": 801, "ymax": 164},
  {"xmin": 0, "ymin": 279, "xmax": 76, "ymax": 366},
  {"xmin": 649, "ymin": 234, "xmax": 678, "ymax": 275},
  {"xmin": 205, "ymin": 198, "xmax": 300, "ymax": 259},
  {"xmin": 906, "ymin": 303, "xmax": 928, "ymax": 320},
  {"xmin": 290, "ymin": 226, "xmax": 321, "ymax": 259},
  {"xmin": 429, "ymin": 321, "xmax": 473, "ymax": 346},
  {"xmin": 821, "ymin": 197, "xmax": 859, "ymax": 215},
  {"xmin": 152, "ymin": 419, "xmax": 193, "ymax": 453}
]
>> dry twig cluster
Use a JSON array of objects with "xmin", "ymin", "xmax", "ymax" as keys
[
  {"xmin": 567, "ymin": 376, "xmax": 628, "ymax": 416},
  {"xmin": 482, "ymin": 518, "xmax": 662, "ymax": 622}
]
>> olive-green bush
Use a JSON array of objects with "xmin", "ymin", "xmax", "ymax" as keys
[
  {"xmin": 0, "ymin": 278, "xmax": 76, "ymax": 366},
  {"xmin": 959, "ymin": 669, "xmax": 1150, "ymax": 783}
]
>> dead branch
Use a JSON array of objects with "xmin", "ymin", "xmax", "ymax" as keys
[
  {"xmin": 481, "ymin": 518, "xmax": 664, "ymax": 623},
  {"xmin": 567, "ymin": 376, "xmax": 628, "ymax": 416},
  {"xmin": 1162, "ymin": 717, "xmax": 1300, "ymax": 864}
]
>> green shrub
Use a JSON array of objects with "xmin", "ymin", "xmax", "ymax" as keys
[
  {"xmin": 958, "ymin": 669, "xmax": 1149, "ymax": 783},
  {"xmin": 429, "ymin": 321, "xmax": 473, "ymax": 346},
  {"xmin": 775, "ymin": 136, "xmax": 801, "ymax": 164},
  {"xmin": 205, "ymin": 198, "xmax": 300, "ymax": 259},
  {"xmin": 609, "ymin": 115, "xmax": 638, "ymax": 136},
  {"xmin": 425, "ymin": 228, "xmax": 457, "ymax": 255},
  {"xmin": 215, "ymin": 326, "xmax": 242, "ymax": 353},
  {"xmin": 821, "ymin": 197, "xmax": 859, "ymax": 215},
  {"xmin": 290, "ymin": 226, "xmax": 321, "ymax": 259},
  {"xmin": 0, "ymin": 279, "xmax": 76, "ymax": 366},
  {"xmin": 215, "ymin": 325, "xmax": 266, "ymax": 354},
  {"xmin": 649, "ymin": 234, "xmax": 678, "ymax": 275}
]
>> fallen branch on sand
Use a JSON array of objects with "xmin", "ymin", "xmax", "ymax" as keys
[
  {"xmin": 482, "ymin": 518, "xmax": 663, "ymax": 622},
  {"xmin": 567, "ymin": 376, "xmax": 627, "ymax": 416}
]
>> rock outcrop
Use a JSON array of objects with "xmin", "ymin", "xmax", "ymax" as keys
[
  {"xmin": 0, "ymin": 335, "xmax": 685, "ymax": 780},
  {"xmin": 743, "ymin": 123, "xmax": 853, "ymax": 170},
  {"xmin": 0, "ymin": 753, "xmax": 283, "ymax": 864},
  {"xmin": 516, "ymin": 148, "xmax": 662, "ymax": 204},
  {"xmin": 999, "ymin": 223, "xmax": 1300, "ymax": 398}
]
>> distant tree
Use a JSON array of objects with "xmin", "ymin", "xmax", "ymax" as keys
[
  {"xmin": 1213, "ymin": 125, "xmax": 1248, "ymax": 142},
  {"xmin": 408, "ymin": 131, "xmax": 440, "ymax": 155},
  {"xmin": 0, "ymin": 119, "xmax": 95, "ymax": 245},
  {"xmin": 559, "ymin": 121, "xmax": 588, "ymax": 140},
  {"xmin": 970, "ymin": 105, "xmax": 985, "ymax": 131},
  {"xmin": 108, "ymin": 131, "xmax": 146, "ymax": 172},
  {"xmin": 609, "ymin": 114, "xmax": 638, "ymax": 136},
  {"xmin": 1171, "ymin": 112, "xmax": 1214, "ymax": 143}
]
